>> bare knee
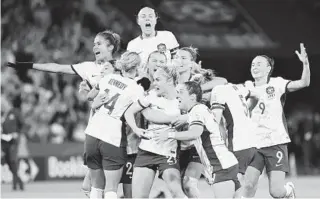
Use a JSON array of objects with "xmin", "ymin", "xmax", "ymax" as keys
[
  {"xmin": 182, "ymin": 176, "xmax": 199, "ymax": 197},
  {"xmin": 269, "ymin": 185, "xmax": 285, "ymax": 198},
  {"xmin": 243, "ymin": 180, "xmax": 257, "ymax": 192}
]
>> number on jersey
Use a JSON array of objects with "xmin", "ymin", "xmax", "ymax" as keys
[
  {"xmin": 104, "ymin": 89, "xmax": 120, "ymax": 114},
  {"xmin": 259, "ymin": 102, "xmax": 265, "ymax": 114}
]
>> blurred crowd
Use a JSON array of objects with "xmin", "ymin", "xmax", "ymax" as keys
[{"xmin": 1, "ymin": 0, "xmax": 320, "ymax": 174}]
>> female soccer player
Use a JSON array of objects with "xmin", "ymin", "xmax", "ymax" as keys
[
  {"xmin": 139, "ymin": 50, "xmax": 167, "ymax": 82},
  {"xmin": 84, "ymin": 51, "xmax": 145, "ymax": 199},
  {"xmin": 124, "ymin": 66, "xmax": 187, "ymax": 198},
  {"xmin": 241, "ymin": 43, "xmax": 310, "ymax": 199},
  {"xmin": 127, "ymin": 7, "xmax": 179, "ymax": 66},
  {"xmin": 171, "ymin": 47, "xmax": 228, "ymax": 197},
  {"xmin": 153, "ymin": 81, "xmax": 241, "ymax": 198}
]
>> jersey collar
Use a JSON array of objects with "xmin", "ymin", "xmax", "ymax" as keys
[{"xmin": 140, "ymin": 31, "xmax": 158, "ymax": 40}]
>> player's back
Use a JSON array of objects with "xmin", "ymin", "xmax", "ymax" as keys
[
  {"xmin": 244, "ymin": 77, "xmax": 291, "ymax": 147},
  {"xmin": 211, "ymin": 84, "xmax": 256, "ymax": 151},
  {"xmin": 85, "ymin": 74, "xmax": 144, "ymax": 147}
]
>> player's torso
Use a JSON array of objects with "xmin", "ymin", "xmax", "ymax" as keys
[
  {"xmin": 248, "ymin": 79, "xmax": 290, "ymax": 147},
  {"xmin": 129, "ymin": 32, "xmax": 173, "ymax": 65},
  {"xmin": 223, "ymin": 85, "xmax": 256, "ymax": 151},
  {"xmin": 139, "ymin": 91, "xmax": 180, "ymax": 157}
]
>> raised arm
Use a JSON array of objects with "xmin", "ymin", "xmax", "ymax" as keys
[{"xmin": 287, "ymin": 43, "xmax": 310, "ymax": 92}]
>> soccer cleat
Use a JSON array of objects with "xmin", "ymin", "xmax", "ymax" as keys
[{"xmin": 285, "ymin": 182, "xmax": 296, "ymax": 199}]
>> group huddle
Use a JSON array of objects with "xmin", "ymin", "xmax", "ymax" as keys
[{"xmin": 6, "ymin": 6, "xmax": 310, "ymax": 199}]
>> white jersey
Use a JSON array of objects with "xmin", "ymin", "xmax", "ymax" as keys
[
  {"xmin": 244, "ymin": 77, "xmax": 291, "ymax": 148},
  {"xmin": 188, "ymin": 104, "xmax": 238, "ymax": 171},
  {"xmin": 71, "ymin": 61, "xmax": 103, "ymax": 86},
  {"xmin": 210, "ymin": 84, "xmax": 257, "ymax": 151},
  {"xmin": 127, "ymin": 30, "xmax": 179, "ymax": 66},
  {"xmin": 138, "ymin": 90, "xmax": 180, "ymax": 157},
  {"xmin": 85, "ymin": 74, "xmax": 144, "ymax": 147}
]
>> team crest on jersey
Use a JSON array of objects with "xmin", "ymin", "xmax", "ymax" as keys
[{"xmin": 266, "ymin": 86, "xmax": 275, "ymax": 99}]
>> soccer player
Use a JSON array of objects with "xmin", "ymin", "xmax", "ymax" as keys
[
  {"xmin": 172, "ymin": 47, "xmax": 228, "ymax": 198},
  {"xmin": 127, "ymin": 7, "xmax": 179, "ymax": 66},
  {"xmin": 153, "ymin": 81, "xmax": 241, "ymax": 198},
  {"xmin": 85, "ymin": 51, "xmax": 145, "ymax": 199},
  {"xmin": 210, "ymin": 83, "xmax": 258, "ymax": 197},
  {"xmin": 139, "ymin": 50, "xmax": 167, "ymax": 82},
  {"xmin": 241, "ymin": 43, "xmax": 310, "ymax": 199},
  {"xmin": 124, "ymin": 66, "xmax": 187, "ymax": 198},
  {"xmin": 1, "ymin": 96, "xmax": 24, "ymax": 191}
]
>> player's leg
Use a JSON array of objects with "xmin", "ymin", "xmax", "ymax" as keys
[
  {"xmin": 8, "ymin": 144, "xmax": 24, "ymax": 191},
  {"xmin": 241, "ymin": 150, "xmax": 265, "ymax": 198},
  {"xmin": 159, "ymin": 157, "xmax": 187, "ymax": 198},
  {"xmin": 100, "ymin": 142, "xmax": 127, "ymax": 199},
  {"xmin": 85, "ymin": 135, "xmax": 105, "ymax": 199},
  {"xmin": 212, "ymin": 165, "xmax": 240, "ymax": 198},
  {"xmin": 82, "ymin": 170, "xmax": 91, "ymax": 198},
  {"xmin": 132, "ymin": 150, "xmax": 157, "ymax": 198},
  {"xmin": 121, "ymin": 154, "xmax": 136, "ymax": 198},
  {"xmin": 183, "ymin": 162, "xmax": 203, "ymax": 198},
  {"xmin": 233, "ymin": 147, "xmax": 257, "ymax": 198},
  {"xmin": 264, "ymin": 144, "xmax": 295, "ymax": 198}
]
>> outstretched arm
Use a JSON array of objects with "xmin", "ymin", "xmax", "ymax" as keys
[
  {"xmin": 7, "ymin": 62, "xmax": 76, "ymax": 74},
  {"xmin": 287, "ymin": 43, "xmax": 310, "ymax": 92}
]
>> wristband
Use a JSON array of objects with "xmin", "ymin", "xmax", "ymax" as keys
[
  {"xmin": 168, "ymin": 131, "xmax": 176, "ymax": 139},
  {"xmin": 16, "ymin": 62, "xmax": 34, "ymax": 69}
]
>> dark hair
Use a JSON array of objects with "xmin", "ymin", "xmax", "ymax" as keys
[
  {"xmin": 258, "ymin": 55, "xmax": 274, "ymax": 78},
  {"xmin": 97, "ymin": 30, "xmax": 121, "ymax": 54},
  {"xmin": 179, "ymin": 47, "xmax": 198, "ymax": 61},
  {"xmin": 184, "ymin": 81, "xmax": 202, "ymax": 102},
  {"xmin": 136, "ymin": 7, "xmax": 159, "ymax": 20}
]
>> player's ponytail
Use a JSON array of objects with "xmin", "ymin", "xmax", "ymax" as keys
[{"xmin": 98, "ymin": 30, "xmax": 121, "ymax": 54}]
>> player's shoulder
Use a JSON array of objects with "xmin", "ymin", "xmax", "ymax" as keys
[
  {"xmin": 127, "ymin": 36, "xmax": 141, "ymax": 48},
  {"xmin": 212, "ymin": 84, "xmax": 227, "ymax": 93},
  {"xmin": 190, "ymin": 103, "xmax": 209, "ymax": 115},
  {"xmin": 270, "ymin": 76, "xmax": 286, "ymax": 83},
  {"xmin": 244, "ymin": 80, "xmax": 254, "ymax": 88},
  {"xmin": 157, "ymin": 30, "xmax": 175, "ymax": 37}
]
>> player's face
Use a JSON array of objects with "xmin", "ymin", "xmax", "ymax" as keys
[
  {"xmin": 147, "ymin": 53, "xmax": 167, "ymax": 76},
  {"xmin": 153, "ymin": 70, "xmax": 169, "ymax": 95},
  {"xmin": 157, "ymin": 44, "xmax": 166, "ymax": 53},
  {"xmin": 173, "ymin": 50, "xmax": 193, "ymax": 73},
  {"xmin": 93, "ymin": 35, "xmax": 111, "ymax": 61},
  {"xmin": 251, "ymin": 56, "xmax": 271, "ymax": 79},
  {"xmin": 176, "ymin": 84, "xmax": 192, "ymax": 111},
  {"xmin": 100, "ymin": 62, "xmax": 115, "ymax": 77},
  {"xmin": 137, "ymin": 8, "xmax": 157, "ymax": 35}
]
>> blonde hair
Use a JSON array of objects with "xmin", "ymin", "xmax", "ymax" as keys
[
  {"xmin": 116, "ymin": 51, "xmax": 141, "ymax": 73},
  {"xmin": 179, "ymin": 46, "xmax": 199, "ymax": 61},
  {"xmin": 156, "ymin": 65, "xmax": 179, "ymax": 86}
]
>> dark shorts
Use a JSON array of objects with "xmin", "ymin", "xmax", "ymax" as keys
[
  {"xmin": 120, "ymin": 154, "xmax": 137, "ymax": 184},
  {"xmin": 134, "ymin": 149, "xmax": 180, "ymax": 179},
  {"xmin": 179, "ymin": 147, "xmax": 201, "ymax": 173},
  {"xmin": 249, "ymin": 144, "xmax": 289, "ymax": 173},
  {"xmin": 85, "ymin": 134, "xmax": 127, "ymax": 170},
  {"xmin": 83, "ymin": 152, "xmax": 87, "ymax": 166},
  {"xmin": 234, "ymin": 147, "xmax": 257, "ymax": 174},
  {"xmin": 213, "ymin": 164, "xmax": 241, "ymax": 191}
]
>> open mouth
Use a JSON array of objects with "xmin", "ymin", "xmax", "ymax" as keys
[
  {"xmin": 145, "ymin": 23, "xmax": 151, "ymax": 28},
  {"xmin": 252, "ymin": 69, "xmax": 259, "ymax": 74},
  {"xmin": 95, "ymin": 52, "xmax": 101, "ymax": 56}
]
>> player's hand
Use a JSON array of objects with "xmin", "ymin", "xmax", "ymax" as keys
[
  {"xmin": 133, "ymin": 128, "xmax": 152, "ymax": 139},
  {"xmin": 91, "ymin": 93, "xmax": 108, "ymax": 109},
  {"xmin": 171, "ymin": 115, "xmax": 188, "ymax": 129},
  {"xmin": 6, "ymin": 62, "xmax": 34, "ymax": 70},
  {"xmin": 79, "ymin": 80, "xmax": 91, "ymax": 93},
  {"xmin": 295, "ymin": 43, "xmax": 309, "ymax": 64},
  {"xmin": 11, "ymin": 132, "xmax": 19, "ymax": 140},
  {"xmin": 153, "ymin": 131, "xmax": 170, "ymax": 143}
]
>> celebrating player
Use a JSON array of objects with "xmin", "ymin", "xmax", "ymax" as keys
[
  {"xmin": 241, "ymin": 43, "xmax": 310, "ymax": 199},
  {"xmin": 84, "ymin": 51, "xmax": 144, "ymax": 199},
  {"xmin": 210, "ymin": 83, "xmax": 258, "ymax": 197},
  {"xmin": 139, "ymin": 50, "xmax": 167, "ymax": 82},
  {"xmin": 124, "ymin": 66, "xmax": 187, "ymax": 198},
  {"xmin": 127, "ymin": 7, "xmax": 179, "ymax": 66},
  {"xmin": 153, "ymin": 81, "xmax": 241, "ymax": 198}
]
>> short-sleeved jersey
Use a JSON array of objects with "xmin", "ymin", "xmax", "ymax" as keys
[
  {"xmin": 244, "ymin": 77, "xmax": 291, "ymax": 148},
  {"xmin": 210, "ymin": 84, "xmax": 257, "ymax": 151},
  {"xmin": 188, "ymin": 104, "xmax": 238, "ymax": 171},
  {"xmin": 138, "ymin": 90, "xmax": 180, "ymax": 157},
  {"xmin": 71, "ymin": 61, "xmax": 102, "ymax": 87},
  {"xmin": 127, "ymin": 31, "xmax": 179, "ymax": 66},
  {"xmin": 85, "ymin": 74, "xmax": 144, "ymax": 147}
]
